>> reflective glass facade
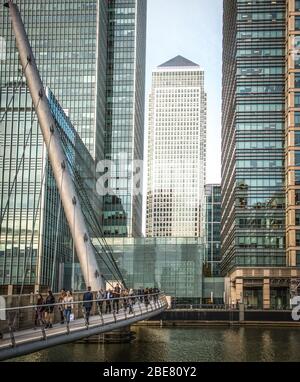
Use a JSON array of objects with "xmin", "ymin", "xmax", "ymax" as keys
[
  {"xmin": 0, "ymin": 0, "xmax": 146, "ymax": 291},
  {"xmin": 221, "ymin": 0, "xmax": 286, "ymax": 274},
  {"xmin": 0, "ymin": 0, "xmax": 106, "ymax": 292},
  {"xmin": 95, "ymin": 237, "xmax": 204, "ymax": 299},
  {"xmin": 286, "ymin": 0, "xmax": 300, "ymax": 268},
  {"xmin": 102, "ymin": 0, "xmax": 147, "ymax": 237},
  {"xmin": 204, "ymin": 184, "xmax": 221, "ymax": 276},
  {"xmin": 43, "ymin": 89, "xmax": 101, "ymax": 291},
  {"xmin": 0, "ymin": 86, "xmax": 99, "ymax": 292}
]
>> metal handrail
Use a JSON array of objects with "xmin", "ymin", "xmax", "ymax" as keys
[
  {"xmin": 0, "ymin": 293, "xmax": 168, "ymax": 358},
  {"xmin": 0, "ymin": 292, "xmax": 163, "ymax": 312}
]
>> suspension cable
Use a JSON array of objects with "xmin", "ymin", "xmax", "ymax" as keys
[
  {"xmin": 0, "ymin": 124, "xmax": 33, "ymax": 227},
  {"xmin": 68, "ymin": 174, "xmax": 126, "ymax": 286},
  {"xmin": 52, "ymin": 140, "xmax": 125, "ymax": 288},
  {"xmin": 18, "ymin": 132, "xmax": 54, "ymax": 298},
  {"xmin": 64, "ymin": 167, "xmax": 125, "ymax": 286},
  {"xmin": 0, "ymin": 61, "xmax": 30, "ymax": 124},
  {"xmin": 50, "ymin": 171, "xmax": 64, "ymax": 291},
  {"xmin": 57, "ymin": 131, "xmax": 126, "ymax": 286}
]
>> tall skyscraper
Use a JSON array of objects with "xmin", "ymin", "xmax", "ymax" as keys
[
  {"xmin": 222, "ymin": 0, "xmax": 300, "ymax": 309},
  {"xmin": 0, "ymin": 0, "xmax": 146, "ymax": 292},
  {"xmin": 146, "ymin": 56, "xmax": 207, "ymax": 237},
  {"xmin": 102, "ymin": 0, "xmax": 147, "ymax": 238}
]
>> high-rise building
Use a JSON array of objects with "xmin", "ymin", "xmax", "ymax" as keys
[
  {"xmin": 222, "ymin": 0, "xmax": 300, "ymax": 309},
  {"xmin": 204, "ymin": 184, "xmax": 221, "ymax": 277},
  {"xmin": 0, "ymin": 0, "xmax": 146, "ymax": 292},
  {"xmin": 101, "ymin": 0, "xmax": 147, "ymax": 237},
  {"xmin": 146, "ymin": 56, "xmax": 207, "ymax": 237}
]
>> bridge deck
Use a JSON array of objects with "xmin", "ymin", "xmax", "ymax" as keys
[{"xmin": 0, "ymin": 298, "xmax": 167, "ymax": 361}]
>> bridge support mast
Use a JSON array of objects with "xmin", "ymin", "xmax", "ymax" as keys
[{"xmin": 4, "ymin": 1, "xmax": 104, "ymax": 291}]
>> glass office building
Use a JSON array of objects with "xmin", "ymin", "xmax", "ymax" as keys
[
  {"xmin": 222, "ymin": 0, "xmax": 300, "ymax": 309},
  {"xmin": 146, "ymin": 56, "xmax": 207, "ymax": 237},
  {"xmin": 204, "ymin": 184, "xmax": 221, "ymax": 276},
  {"xmin": 0, "ymin": 0, "xmax": 106, "ymax": 293},
  {"xmin": 102, "ymin": 0, "xmax": 147, "ymax": 237},
  {"xmin": 92, "ymin": 236, "xmax": 223, "ymax": 302},
  {"xmin": 0, "ymin": 87, "xmax": 100, "ymax": 293},
  {"xmin": 0, "ymin": 1, "xmax": 146, "ymax": 292}
]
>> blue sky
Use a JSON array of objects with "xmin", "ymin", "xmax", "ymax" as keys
[{"xmin": 145, "ymin": 0, "xmax": 223, "ymax": 184}]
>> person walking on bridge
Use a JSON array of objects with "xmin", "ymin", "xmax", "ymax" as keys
[
  {"xmin": 113, "ymin": 284, "xmax": 121, "ymax": 314},
  {"xmin": 44, "ymin": 290, "xmax": 55, "ymax": 329},
  {"xmin": 63, "ymin": 291, "xmax": 74, "ymax": 325},
  {"xmin": 83, "ymin": 286, "xmax": 93, "ymax": 325},
  {"xmin": 34, "ymin": 294, "xmax": 45, "ymax": 328},
  {"xmin": 96, "ymin": 289, "xmax": 105, "ymax": 314},
  {"xmin": 105, "ymin": 289, "xmax": 112, "ymax": 314},
  {"xmin": 58, "ymin": 289, "xmax": 66, "ymax": 324}
]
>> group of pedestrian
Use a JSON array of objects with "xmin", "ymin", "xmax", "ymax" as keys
[
  {"xmin": 93, "ymin": 285, "xmax": 160, "ymax": 316},
  {"xmin": 34, "ymin": 285, "xmax": 160, "ymax": 329},
  {"xmin": 34, "ymin": 289, "xmax": 74, "ymax": 329},
  {"xmin": 94, "ymin": 284, "xmax": 135, "ymax": 315}
]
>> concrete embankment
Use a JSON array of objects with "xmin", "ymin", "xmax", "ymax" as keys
[{"xmin": 134, "ymin": 309, "xmax": 300, "ymax": 328}]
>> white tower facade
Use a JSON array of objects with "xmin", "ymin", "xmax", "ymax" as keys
[{"xmin": 146, "ymin": 56, "xmax": 207, "ymax": 237}]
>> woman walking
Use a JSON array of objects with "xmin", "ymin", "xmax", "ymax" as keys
[{"xmin": 63, "ymin": 290, "xmax": 74, "ymax": 325}]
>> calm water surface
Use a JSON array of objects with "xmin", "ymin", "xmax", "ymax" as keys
[{"xmin": 9, "ymin": 326, "xmax": 300, "ymax": 362}]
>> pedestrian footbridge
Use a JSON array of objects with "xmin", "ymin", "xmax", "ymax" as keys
[{"xmin": 0, "ymin": 293, "xmax": 167, "ymax": 361}]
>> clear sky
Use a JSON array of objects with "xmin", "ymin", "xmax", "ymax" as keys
[{"xmin": 144, "ymin": 0, "xmax": 223, "ymax": 184}]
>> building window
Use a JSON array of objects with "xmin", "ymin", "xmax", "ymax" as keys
[
  {"xmin": 296, "ymin": 73, "xmax": 300, "ymax": 89},
  {"xmin": 295, "ymin": 171, "xmax": 300, "ymax": 185},
  {"xmin": 295, "ymin": 152, "xmax": 300, "ymax": 166},
  {"xmin": 297, "ymin": 0, "xmax": 300, "ymax": 11},
  {"xmin": 296, "ymin": 231, "xmax": 300, "ymax": 246},
  {"xmin": 296, "ymin": 16, "xmax": 300, "ymax": 30},
  {"xmin": 296, "ymin": 211, "xmax": 300, "ymax": 226},
  {"xmin": 295, "ymin": 132, "xmax": 300, "ymax": 146},
  {"xmin": 295, "ymin": 112, "xmax": 300, "ymax": 126},
  {"xmin": 296, "ymin": 189, "xmax": 300, "ymax": 205},
  {"xmin": 297, "ymin": 251, "xmax": 300, "ymax": 266},
  {"xmin": 295, "ymin": 93, "xmax": 300, "ymax": 107}
]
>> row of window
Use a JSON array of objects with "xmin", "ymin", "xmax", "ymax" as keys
[
  {"xmin": 237, "ymin": 236, "xmax": 284, "ymax": 249},
  {"xmin": 238, "ymin": 12, "xmax": 284, "ymax": 21}
]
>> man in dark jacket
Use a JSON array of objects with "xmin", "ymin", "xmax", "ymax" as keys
[
  {"xmin": 45, "ymin": 291, "xmax": 55, "ymax": 329},
  {"xmin": 83, "ymin": 286, "xmax": 93, "ymax": 325},
  {"xmin": 113, "ymin": 284, "xmax": 121, "ymax": 314}
]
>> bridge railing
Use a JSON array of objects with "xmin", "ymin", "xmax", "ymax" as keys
[
  {"xmin": 170, "ymin": 303, "xmax": 238, "ymax": 310},
  {"xmin": 0, "ymin": 292, "xmax": 167, "ymax": 348}
]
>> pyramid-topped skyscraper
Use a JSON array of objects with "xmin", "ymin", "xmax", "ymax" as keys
[{"xmin": 146, "ymin": 56, "xmax": 207, "ymax": 237}]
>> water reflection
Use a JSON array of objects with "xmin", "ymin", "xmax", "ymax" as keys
[{"xmin": 9, "ymin": 326, "xmax": 300, "ymax": 362}]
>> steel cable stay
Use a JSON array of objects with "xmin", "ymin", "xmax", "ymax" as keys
[
  {"xmin": 0, "ymin": 123, "xmax": 33, "ymax": 227},
  {"xmin": 0, "ymin": 60, "xmax": 30, "ymax": 124},
  {"xmin": 0, "ymin": 89, "xmax": 52, "ymax": 302},
  {"xmin": 65, "ymin": 182, "xmax": 125, "ymax": 287},
  {"xmin": 18, "ymin": 131, "xmax": 55, "ymax": 299},
  {"xmin": 56, "ymin": 135, "xmax": 126, "ymax": 286},
  {"xmin": 0, "ymin": 65, "xmax": 40, "ymax": 227},
  {"xmin": 74, "ymin": 196, "xmax": 125, "ymax": 287},
  {"xmin": 71, "ymin": 180, "xmax": 126, "ymax": 284},
  {"xmin": 70, "ymin": 185, "xmax": 126, "ymax": 287},
  {"xmin": 50, "ymin": 170, "xmax": 63, "ymax": 291},
  {"xmin": 0, "ymin": 95, "xmax": 44, "ymax": 227},
  {"xmin": 55, "ymin": 146, "xmax": 126, "ymax": 287},
  {"xmin": 64, "ymin": 161, "xmax": 126, "ymax": 284},
  {"xmin": 54, "ymin": 125, "xmax": 123, "ymax": 259}
]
